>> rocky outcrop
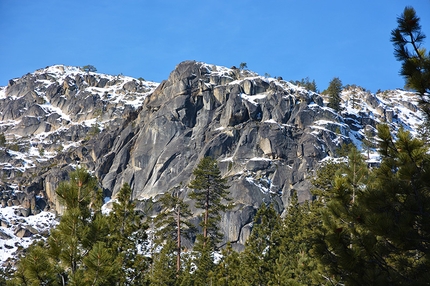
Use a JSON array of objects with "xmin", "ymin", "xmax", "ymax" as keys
[
  {"xmin": 86, "ymin": 61, "xmax": 349, "ymax": 247},
  {"xmin": 0, "ymin": 62, "xmax": 423, "ymax": 249}
]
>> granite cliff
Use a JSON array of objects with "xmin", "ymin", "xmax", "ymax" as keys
[{"xmin": 0, "ymin": 61, "xmax": 423, "ymax": 251}]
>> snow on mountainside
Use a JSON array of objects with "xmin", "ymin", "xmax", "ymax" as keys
[
  {"xmin": 0, "ymin": 207, "xmax": 57, "ymax": 265},
  {"xmin": 0, "ymin": 63, "xmax": 425, "ymax": 266},
  {"xmin": 0, "ymin": 65, "xmax": 158, "ymax": 265},
  {"xmin": 0, "ymin": 65, "xmax": 158, "ymax": 173}
]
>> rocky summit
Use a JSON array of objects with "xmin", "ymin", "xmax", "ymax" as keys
[{"xmin": 0, "ymin": 61, "xmax": 424, "ymax": 253}]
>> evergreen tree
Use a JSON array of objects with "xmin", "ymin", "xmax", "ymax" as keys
[
  {"xmin": 81, "ymin": 242, "xmax": 119, "ymax": 285},
  {"xmin": 9, "ymin": 168, "xmax": 107, "ymax": 285},
  {"xmin": 291, "ymin": 77, "xmax": 318, "ymax": 92},
  {"xmin": 150, "ymin": 240, "xmax": 177, "ymax": 286},
  {"xmin": 358, "ymin": 125, "xmax": 430, "ymax": 284},
  {"xmin": 312, "ymin": 126, "xmax": 430, "ymax": 285},
  {"xmin": 279, "ymin": 192, "xmax": 322, "ymax": 285},
  {"xmin": 391, "ymin": 6, "xmax": 430, "ymax": 97},
  {"xmin": 391, "ymin": 6, "xmax": 430, "ymax": 138},
  {"xmin": 82, "ymin": 65, "xmax": 97, "ymax": 73},
  {"xmin": 324, "ymin": 77, "xmax": 343, "ymax": 112},
  {"xmin": 107, "ymin": 182, "xmax": 149, "ymax": 285},
  {"xmin": 192, "ymin": 236, "xmax": 216, "ymax": 286},
  {"xmin": 188, "ymin": 157, "xmax": 231, "ymax": 247},
  {"xmin": 153, "ymin": 185, "xmax": 196, "ymax": 275},
  {"xmin": 9, "ymin": 244, "xmax": 57, "ymax": 286},
  {"xmin": 0, "ymin": 132, "xmax": 6, "ymax": 147},
  {"xmin": 311, "ymin": 145, "xmax": 373, "ymax": 285},
  {"xmin": 47, "ymin": 167, "xmax": 104, "ymax": 283},
  {"xmin": 211, "ymin": 242, "xmax": 243, "ymax": 286},
  {"xmin": 361, "ymin": 126, "xmax": 376, "ymax": 160},
  {"xmin": 239, "ymin": 62, "xmax": 248, "ymax": 70},
  {"xmin": 240, "ymin": 203, "xmax": 283, "ymax": 285}
]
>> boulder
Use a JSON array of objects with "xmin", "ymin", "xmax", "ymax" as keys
[{"xmin": 14, "ymin": 226, "xmax": 32, "ymax": 238}]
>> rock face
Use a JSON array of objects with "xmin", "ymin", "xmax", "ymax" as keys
[{"xmin": 0, "ymin": 61, "xmax": 423, "ymax": 248}]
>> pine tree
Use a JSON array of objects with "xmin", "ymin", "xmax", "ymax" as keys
[
  {"xmin": 279, "ymin": 192, "xmax": 322, "ymax": 285},
  {"xmin": 211, "ymin": 242, "xmax": 243, "ymax": 286},
  {"xmin": 107, "ymin": 182, "xmax": 149, "ymax": 285},
  {"xmin": 312, "ymin": 126, "xmax": 430, "ymax": 285},
  {"xmin": 190, "ymin": 236, "xmax": 217, "ymax": 286},
  {"xmin": 188, "ymin": 157, "xmax": 231, "ymax": 247},
  {"xmin": 153, "ymin": 185, "xmax": 196, "ymax": 275},
  {"xmin": 150, "ymin": 240, "xmax": 178, "ymax": 286},
  {"xmin": 47, "ymin": 167, "xmax": 104, "ymax": 283},
  {"xmin": 9, "ymin": 244, "xmax": 57, "ymax": 286},
  {"xmin": 391, "ymin": 6, "xmax": 430, "ymax": 138},
  {"xmin": 81, "ymin": 242, "xmax": 119, "ymax": 285},
  {"xmin": 240, "ymin": 203, "xmax": 283, "ymax": 285},
  {"xmin": 324, "ymin": 77, "xmax": 343, "ymax": 112},
  {"xmin": 82, "ymin": 65, "xmax": 97, "ymax": 73},
  {"xmin": 362, "ymin": 126, "xmax": 376, "ymax": 160},
  {"xmin": 311, "ymin": 145, "xmax": 373, "ymax": 285},
  {"xmin": 357, "ymin": 125, "xmax": 430, "ymax": 284},
  {"xmin": 9, "ymin": 171, "xmax": 151, "ymax": 285},
  {"xmin": 391, "ymin": 6, "xmax": 430, "ymax": 97}
]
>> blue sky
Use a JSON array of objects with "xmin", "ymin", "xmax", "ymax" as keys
[{"xmin": 1, "ymin": 1, "xmax": 429, "ymax": 92}]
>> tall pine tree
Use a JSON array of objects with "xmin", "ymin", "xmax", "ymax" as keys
[
  {"xmin": 107, "ymin": 182, "xmax": 149, "ymax": 285},
  {"xmin": 239, "ymin": 203, "xmax": 283, "ymax": 286},
  {"xmin": 324, "ymin": 77, "xmax": 343, "ymax": 112},
  {"xmin": 188, "ymin": 157, "xmax": 231, "ymax": 247},
  {"xmin": 311, "ymin": 145, "xmax": 373, "ymax": 285},
  {"xmin": 358, "ymin": 125, "xmax": 430, "ymax": 284},
  {"xmin": 153, "ymin": 185, "xmax": 196, "ymax": 273},
  {"xmin": 391, "ymin": 6, "xmax": 430, "ymax": 97}
]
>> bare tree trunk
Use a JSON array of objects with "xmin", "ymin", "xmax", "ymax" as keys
[{"xmin": 176, "ymin": 205, "xmax": 181, "ymax": 274}]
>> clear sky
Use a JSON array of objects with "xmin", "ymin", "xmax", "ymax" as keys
[{"xmin": 1, "ymin": 0, "xmax": 429, "ymax": 92}]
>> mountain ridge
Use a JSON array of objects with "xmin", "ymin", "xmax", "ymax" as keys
[{"xmin": 0, "ymin": 60, "xmax": 424, "ymax": 262}]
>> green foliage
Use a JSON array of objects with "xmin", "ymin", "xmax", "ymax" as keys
[
  {"xmin": 240, "ymin": 203, "xmax": 283, "ymax": 285},
  {"xmin": 151, "ymin": 185, "xmax": 196, "ymax": 281},
  {"xmin": 8, "ymin": 143, "xmax": 19, "ymax": 151},
  {"xmin": 391, "ymin": 6, "xmax": 430, "ymax": 140},
  {"xmin": 150, "ymin": 240, "xmax": 177, "ymax": 286},
  {"xmin": 10, "ymin": 172, "xmax": 149, "ymax": 285},
  {"xmin": 290, "ymin": 77, "xmax": 318, "ymax": 92},
  {"xmin": 211, "ymin": 242, "xmax": 243, "ymax": 286},
  {"xmin": 362, "ymin": 126, "xmax": 376, "ymax": 159},
  {"xmin": 391, "ymin": 6, "xmax": 430, "ymax": 96},
  {"xmin": 10, "ymin": 245, "xmax": 57, "ymax": 286},
  {"xmin": 188, "ymin": 157, "xmax": 231, "ymax": 246},
  {"xmin": 311, "ymin": 127, "xmax": 430, "ymax": 285},
  {"xmin": 280, "ymin": 193, "xmax": 322, "ymax": 285},
  {"xmin": 82, "ymin": 65, "xmax": 97, "ymax": 73},
  {"xmin": 81, "ymin": 242, "xmax": 119, "ymax": 285},
  {"xmin": 311, "ymin": 146, "xmax": 372, "ymax": 285},
  {"xmin": 192, "ymin": 236, "xmax": 216, "ymax": 286},
  {"xmin": 107, "ymin": 183, "xmax": 149, "ymax": 285},
  {"xmin": 324, "ymin": 77, "xmax": 343, "ymax": 112},
  {"xmin": 239, "ymin": 62, "xmax": 248, "ymax": 70},
  {"xmin": 153, "ymin": 186, "xmax": 196, "ymax": 247},
  {"xmin": 88, "ymin": 123, "xmax": 101, "ymax": 137},
  {"xmin": 360, "ymin": 125, "xmax": 430, "ymax": 283}
]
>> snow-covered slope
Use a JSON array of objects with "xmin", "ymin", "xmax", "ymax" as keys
[
  {"xmin": 0, "ymin": 62, "xmax": 425, "ymax": 266},
  {"xmin": 1, "ymin": 65, "xmax": 159, "ymax": 266},
  {"xmin": 0, "ymin": 206, "xmax": 57, "ymax": 265},
  {"xmin": 0, "ymin": 65, "xmax": 158, "ymax": 177}
]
